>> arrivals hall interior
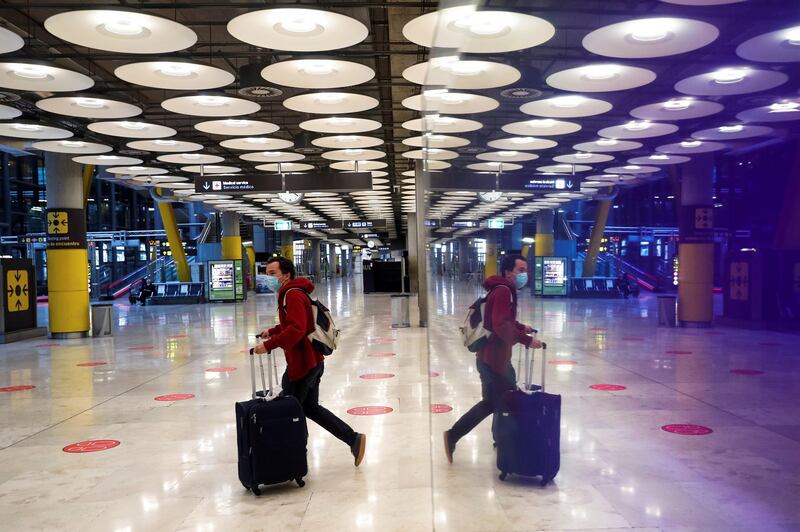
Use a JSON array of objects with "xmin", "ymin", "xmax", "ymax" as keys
[{"xmin": 0, "ymin": 1, "xmax": 799, "ymax": 531}]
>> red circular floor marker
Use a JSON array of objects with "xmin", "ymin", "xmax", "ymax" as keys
[
  {"xmin": 76, "ymin": 362, "xmax": 107, "ymax": 367},
  {"xmin": 548, "ymin": 360, "xmax": 577, "ymax": 365},
  {"xmin": 430, "ymin": 371, "xmax": 441, "ymax": 377},
  {"xmin": 0, "ymin": 385, "xmax": 35, "ymax": 392},
  {"xmin": 63, "ymin": 440, "xmax": 121, "ymax": 453},
  {"xmin": 35, "ymin": 343, "xmax": 60, "ymax": 348},
  {"xmin": 128, "ymin": 346, "xmax": 153, "ymax": 351},
  {"xmin": 367, "ymin": 352, "xmax": 396, "ymax": 358},
  {"xmin": 347, "ymin": 406, "xmax": 393, "ymax": 416},
  {"xmin": 431, "ymin": 404, "xmax": 453, "ymax": 413},
  {"xmin": 730, "ymin": 369, "xmax": 765, "ymax": 375},
  {"xmin": 206, "ymin": 367, "xmax": 237, "ymax": 373},
  {"xmin": 661, "ymin": 424, "xmax": 713, "ymax": 436},
  {"xmin": 154, "ymin": 394, "xmax": 195, "ymax": 401},
  {"xmin": 590, "ymin": 384, "xmax": 626, "ymax": 391},
  {"xmin": 665, "ymin": 350, "xmax": 693, "ymax": 355},
  {"xmin": 359, "ymin": 373, "xmax": 395, "ymax": 380},
  {"xmin": 622, "ymin": 336, "xmax": 645, "ymax": 341}
]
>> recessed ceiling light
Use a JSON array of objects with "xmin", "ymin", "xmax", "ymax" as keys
[
  {"xmin": 327, "ymin": 116, "xmax": 353, "ymax": 126},
  {"xmin": 154, "ymin": 139, "xmax": 177, "ymax": 146},
  {"xmin": 97, "ymin": 155, "xmax": 120, "ymax": 160},
  {"xmin": 442, "ymin": 61, "xmax": 484, "ymax": 76},
  {"xmin": 527, "ymin": 119, "xmax": 555, "ymax": 128},
  {"xmin": 100, "ymin": 14, "xmax": 146, "ymax": 37},
  {"xmin": 260, "ymin": 151, "xmax": 282, "ymax": 157},
  {"xmin": 596, "ymin": 138, "xmax": 618, "ymax": 146},
  {"xmin": 663, "ymin": 99, "xmax": 692, "ymax": 111},
  {"xmin": 650, "ymin": 154, "xmax": 669, "ymax": 160},
  {"xmin": 120, "ymin": 121, "xmax": 147, "ymax": 130},
  {"xmin": 574, "ymin": 153, "xmax": 593, "ymax": 159},
  {"xmin": 335, "ymin": 135, "xmax": 359, "ymax": 143},
  {"xmin": 275, "ymin": 9, "xmax": 321, "ymax": 34},
  {"xmin": 12, "ymin": 64, "xmax": 48, "ymax": 79},
  {"xmin": 453, "ymin": 12, "xmax": 510, "ymax": 37},
  {"xmin": 719, "ymin": 124, "xmax": 744, "ymax": 133},
  {"xmin": 629, "ymin": 19, "xmax": 673, "ymax": 42},
  {"xmin": 712, "ymin": 68, "xmax": 747, "ymax": 84},
  {"xmin": 581, "ymin": 64, "xmax": 619, "ymax": 80},
  {"xmin": 550, "ymin": 95, "xmax": 585, "ymax": 108},
  {"xmin": 624, "ymin": 120, "xmax": 651, "ymax": 131},
  {"xmin": 159, "ymin": 63, "xmax": 194, "ymax": 77},
  {"xmin": 441, "ymin": 93, "xmax": 469, "ymax": 104},
  {"xmin": 196, "ymin": 96, "xmax": 227, "ymax": 107},
  {"xmin": 497, "ymin": 151, "xmax": 518, "ymax": 157},
  {"xmin": 315, "ymin": 93, "xmax": 346, "ymax": 105},
  {"xmin": 180, "ymin": 153, "xmax": 202, "ymax": 159},
  {"xmin": 60, "ymin": 140, "xmax": 85, "ymax": 148},
  {"xmin": 510, "ymin": 136, "xmax": 536, "ymax": 144},
  {"xmin": 624, "ymin": 165, "xmax": 641, "ymax": 170},
  {"xmin": 769, "ymin": 101, "xmax": 799, "ymax": 113},
  {"xmin": 785, "ymin": 27, "xmax": 800, "ymax": 45},
  {"xmin": 300, "ymin": 60, "xmax": 336, "ymax": 76},
  {"xmin": 680, "ymin": 140, "xmax": 703, "ymax": 148},
  {"xmin": 75, "ymin": 97, "xmax": 105, "ymax": 109},
  {"xmin": 224, "ymin": 119, "xmax": 250, "ymax": 128},
  {"xmin": 12, "ymin": 124, "xmax": 40, "ymax": 131}
]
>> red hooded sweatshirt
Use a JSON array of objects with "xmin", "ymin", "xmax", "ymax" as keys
[
  {"xmin": 262, "ymin": 277, "xmax": 324, "ymax": 382},
  {"xmin": 478, "ymin": 275, "xmax": 534, "ymax": 375}
]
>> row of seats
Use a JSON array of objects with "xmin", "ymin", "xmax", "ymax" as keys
[
  {"xmin": 570, "ymin": 278, "xmax": 622, "ymax": 299},
  {"xmin": 148, "ymin": 282, "xmax": 205, "ymax": 305}
]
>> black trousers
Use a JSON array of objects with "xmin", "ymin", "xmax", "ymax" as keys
[
  {"xmin": 449, "ymin": 359, "xmax": 517, "ymax": 444},
  {"xmin": 281, "ymin": 362, "xmax": 358, "ymax": 447}
]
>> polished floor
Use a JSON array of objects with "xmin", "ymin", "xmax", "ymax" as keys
[{"xmin": 0, "ymin": 276, "xmax": 798, "ymax": 531}]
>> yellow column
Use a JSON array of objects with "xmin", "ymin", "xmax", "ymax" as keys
[
  {"xmin": 156, "ymin": 197, "xmax": 190, "ymax": 282},
  {"xmin": 535, "ymin": 209, "xmax": 555, "ymax": 257},
  {"xmin": 245, "ymin": 246, "xmax": 256, "ymax": 281},
  {"xmin": 82, "ymin": 164, "xmax": 94, "ymax": 207},
  {"xmin": 584, "ymin": 199, "xmax": 612, "ymax": 277},
  {"xmin": 521, "ymin": 244, "xmax": 530, "ymax": 258},
  {"xmin": 221, "ymin": 211, "xmax": 242, "ymax": 260},
  {"xmin": 678, "ymin": 243, "xmax": 714, "ymax": 322},
  {"xmin": 485, "ymin": 238, "xmax": 498, "ymax": 277}
]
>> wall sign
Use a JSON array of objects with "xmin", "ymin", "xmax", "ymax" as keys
[{"xmin": 46, "ymin": 208, "xmax": 86, "ymax": 249}]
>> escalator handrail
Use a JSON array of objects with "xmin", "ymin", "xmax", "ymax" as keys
[
  {"xmin": 102, "ymin": 256, "xmax": 168, "ymax": 291},
  {"xmin": 111, "ymin": 257, "xmax": 176, "ymax": 298}
]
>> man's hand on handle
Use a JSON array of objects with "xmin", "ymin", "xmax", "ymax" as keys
[
  {"xmin": 253, "ymin": 343, "xmax": 268, "ymax": 355},
  {"xmin": 528, "ymin": 338, "xmax": 544, "ymax": 349}
]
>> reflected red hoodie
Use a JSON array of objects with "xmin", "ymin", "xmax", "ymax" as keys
[
  {"xmin": 478, "ymin": 275, "xmax": 534, "ymax": 375},
  {"xmin": 262, "ymin": 277, "xmax": 324, "ymax": 382}
]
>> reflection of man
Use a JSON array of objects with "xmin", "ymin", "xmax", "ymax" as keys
[{"xmin": 443, "ymin": 254, "xmax": 543, "ymax": 463}]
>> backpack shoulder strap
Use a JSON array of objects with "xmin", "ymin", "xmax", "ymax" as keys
[{"xmin": 281, "ymin": 287, "xmax": 311, "ymax": 310}]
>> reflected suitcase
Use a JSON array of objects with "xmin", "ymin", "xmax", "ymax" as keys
[
  {"xmin": 236, "ymin": 348, "xmax": 307, "ymax": 495},
  {"xmin": 496, "ymin": 343, "xmax": 561, "ymax": 486}
]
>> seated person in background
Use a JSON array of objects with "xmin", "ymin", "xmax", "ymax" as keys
[{"xmin": 139, "ymin": 278, "xmax": 155, "ymax": 305}]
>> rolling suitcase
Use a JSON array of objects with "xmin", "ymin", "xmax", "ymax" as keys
[
  {"xmin": 496, "ymin": 342, "xmax": 561, "ymax": 485},
  {"xmin": 236, "ymin": 347, "xmax": 308, "ymax": 495}
]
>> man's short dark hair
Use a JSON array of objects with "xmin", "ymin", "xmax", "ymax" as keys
[
  {"xmin": 267, "ymin": 256, "xmax": 295, "ymax": 279},
  {"xmin": 500, "ymin": 254, "xmax": 527, "ymax": 277}
]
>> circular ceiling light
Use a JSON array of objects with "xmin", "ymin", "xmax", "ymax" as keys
[
  {"xmin": 402, "ymin": 92, "xmax": 499, "ymax": 115},
  {"xmin": 114, "ymin": 61, "xmax": 234, "ymax": 90},
  {"xmin": 0, "ymin": 27, "xmax": 23, "ymax": 54},
  {"xmin": 161, "ymin": 95, "xmax": 260, "ymax": 117},
  {"xmin": 675, "ymin": 68, "xmax": 787, "ymax": 96},
  {"xmin": 240, "ymin": 151, "xmax": 306, "ymax": 163},
  {"xmin": 402, "ymin": 149, "xmax": 458, "ymax": 161},
  {"xmin": 107, "ymin": 165, "xmax": 167, "ymax": 176},
  {"xmin": 44, "ymin": 10, "xmax": 196, "ymax": 53},
  {"xmin": 502, "ymin": 119, "xmax": 581, "ymax": 136},
  {"xmin": 0, "ymin": 104, "xmax": 21, "ymax": 120},
  {"xmin": 737, "ymin": 101, "xmax": 800, "ymax": 123},
  {"xmin": 605, "ymin": 165, "xmax": 660, "ymax": 174},
  {"xmin": 537, "ymin": 164, "xmax": 592, "ymax": 173},
  {"xmin": 582, "ymin": 18, "xmax": 719, "ymax": 58},
  {"xmin": 256, "ymin": 162, "xmax": 314, "ymax": 173},
  {"xmin": 194, "ymin": 119, "xmax": 279, "ymax": 136},
  {"xmin": 402, "ymin": 7, "xmax": 554, "ymax": 52},
  {"xmin": 467, "ymin": 162, "xmax": 523, "ymax": 172},
  {"xmin": 477, "ymin": 151, "xmax": 538, "ymax": 162},
  {"xmin": 181, "ymin": 165, "xmax": 241, "ymax": 174},
  {"xmin": 73, "ymin": 154, "xmax": 143, "ymax": 165},
  {"xmin": 546, "ymin": 64, "xmax": 656, "ymax": 92},
  {"xmin": 573, "ymin": 139, "xmax": 643, "ymax": 153},
  {"xmin": 32, "ymin": 139, "xmax": 112, "ymax": 154},
  {"xmin": 283, "ymin": 92, "xmax": 378, "ymax": 114},
  {"xmin": 157, "ymin": 153, "xmax": 224, "ymax": 165},
  {"xmin": 403, "ymin": 135, "xmax": 469, "ymax": 149},
  {"xmin": 330, "ymin": 160, "xmax": 388, "ymax": 171},
  {"xmin": 0, "ymin": 62, "xmax": 94, "ymax": 92},
  {"xmin": 36, "ymin": 96, "xmax": 142, "ymax": 119},
  {"xmin": 0, "ymin": 122, "xmax": 73, "ymax": 140},
  {"xmin": 88, "ymin": 120, "xmax": 176, "ymax": 139},
  {"xmin": 488, "ymin": 137, "xmax": 558, "ymax": 151},
  {"xmin": 628, "ymin": 155, "xmax": 691, "ymax": 165},
  {"xmin": 261, "ymin": 59, "xmax": 374, "ymax": 89},
  {"xmin": 322, "ymin": 149, "xmax": 386, "ymax": 161},
  {"xmin": 127, "ymin": 139, "xmax": 203, "ymax": 152},
  {"xmin": 656, "ymin": 140, "xmax": 726, "ymax": 154},
  {"xmin": 403, "ymin": 59, "xmax": 520, "ymax": 90},
  {"xmin": 737, "ymin": 25, "xmax": 800, "ymax": 63},
  {"xmin": 553, "ymin": 153, "xmax": 614, "ymax": 164},
  {"xmin": 630, "ymin": 98, "xmax": 723, "ymax": 121},
  {"xmin": 598, "ymin": 122, "xmax": 678, "ymax": 140},
  {"xmin": 691, "ymin": 124, "xmax": 773, "ymax": 141},
  {"xmin": 220, "ymin": 137, "xmax": 294, "ymax": 151},
  {"xmin": 228, "ymin": 8, "xmax": 368, "ymax": 51},
  {"xmin": 520, "ymin": 95, "xmax": 612, "ymax": 118},
  {"xmin": 312, "ymin": 135, "xmax": 383, "ymax": 149},
  {"xmin": 300, "ymin": 116, "xmax": 381, "ymax": 134},
  {"xmin": 402, "ymin": 116, "xmax": 482, "ymax": 133}
]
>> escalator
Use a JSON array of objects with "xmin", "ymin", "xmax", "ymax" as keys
[{"xmin": 600, "ymin": 253, "xmax": 673, "ymax": 293}]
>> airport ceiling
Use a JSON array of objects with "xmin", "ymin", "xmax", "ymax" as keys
[{"xmin": 0, "ymin": 0, "xmax": 797, "ymax": 243}]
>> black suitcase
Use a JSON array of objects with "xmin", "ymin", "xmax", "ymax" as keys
[
  {"xmin": 496, "ymin": 343, "xmax": 561, "ymax": 486},
  {"xmin": 236, "ymin": 348, "xmax": 308, "ymax": 495}
]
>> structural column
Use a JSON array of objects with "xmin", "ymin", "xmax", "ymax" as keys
[
  {"xmin": 44, "ymin": 153, "xmax": 89, "ymax": 338},
  {"xmin": 484, "ymin": 231, "xmax": 498, "ymax": 277},
  {"xmin": 457, "ymin": 237, "xmax": 470, "ymax": 278},
  {"xmin": 221, "ymin": 211, "xmax": 242, "ymax": 260},
  {"xmin": 280, "ymin": 231, "xmax": 293, "ymax": 261},
  {"xmin": 584, "ymin": 199, "xmax": 612, "ymax": 277},
  {"xmin": 678, "ymin": 155, "xmax": 715, "ymax": 326},
  {"xmin": 310, "ymin": 239, "xmax": 321, "ymax": 278},
  {"xmin": 156, "ymin": 196, "xmax": 190, "ymax": 282},
  {"xmin": 535, "ymin": 209, "xmax": 555, "ymax": 257}
]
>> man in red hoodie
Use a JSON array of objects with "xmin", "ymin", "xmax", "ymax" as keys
[
  {"xmin": 254, "ymin": 256, "xmax": 367, "ymax": 467},
  {"xmin": 443, "ymin": 254, "xmax": 542, "ymax": 463}
]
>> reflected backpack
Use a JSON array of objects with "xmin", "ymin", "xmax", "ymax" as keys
[
  {"xmin": 460, "ymin": 285, "xmax": 510, "ymax": 352},
  {"xmin": 283, "ymin": 288, "xmax": 339, "ymax": 356}
]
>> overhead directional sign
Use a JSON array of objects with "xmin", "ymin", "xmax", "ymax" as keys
[
  {"xmin": 298, "ymin": 221, "xmax": 343, "ymax": 230},
  {"xmin": 195, "ymin": 172, "xmax": 372, "ymax": 194},
  {"xmin": 430, "ymin": 173, "xmax": 582, "ymax": 193},
  {"xmin": 344, "ymin": 219, "xmax": 387, "ymax": 229}
]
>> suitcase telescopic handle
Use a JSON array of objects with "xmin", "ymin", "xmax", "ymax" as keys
[{"xmin": 248, "ymin": 348, "xmax": 269, "ymax": 400}]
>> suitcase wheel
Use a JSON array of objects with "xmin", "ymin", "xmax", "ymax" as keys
[
  {"xmin": 251, "ymin": 486, "xmax": 261, "ymax": 496},
  {"xmin": 296, "ymin": 478, "xmax": 306, "ymax": 488},
  {"xmin": 499, "ymin": 471, "xmax": 507, "ymax": 481}
]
